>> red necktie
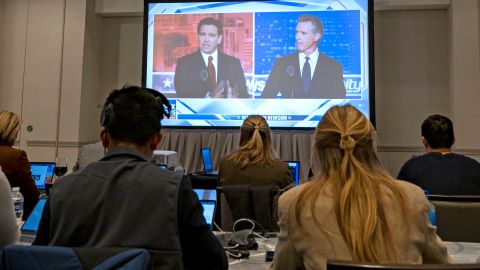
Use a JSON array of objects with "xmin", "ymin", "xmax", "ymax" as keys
[{"xmin": 207, "ymin": 56, "xmax": 216, "ymax": 91}]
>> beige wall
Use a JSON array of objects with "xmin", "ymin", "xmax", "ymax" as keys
[
  {"xmin": 1, "ymin": 0, "xmax": 480, "ymax": 176},
  {"xmin": 374, "ymin": 9, "xmax": 450, "ymax": 174}
]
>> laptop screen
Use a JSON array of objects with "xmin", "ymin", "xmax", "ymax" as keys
[
  {"xmin": 194, "ymin": 189, "xmax": 217, "ymax": 201},
  {"xmin": 286, "ymin": 161, "xmax": 300, "ymax": 186},
  {"xmin": 200, "ymin": 200, "xmax": 216, "ymax": 227},
  {"xmin": 21, "ymin": 197, "xmax": 47, "ymax": 233},
  {"xmin": 201, "ymin": 147, "xmax": 214, "ymax": 173},
  {"xmin": 30, "ymin": 162, "xmax": 55, "ymax": 190}
]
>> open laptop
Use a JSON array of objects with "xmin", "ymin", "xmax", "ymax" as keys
[
  {"xmin": 200, "ymin": 200, "xmax": 216, "ymax": 229},
  {"xmin": 201, "ymin": 147, "xmax": 218, "ymax": 176},
  {"xmin": 30, "ymin": 162, "xmax": 55, "ymax": 191},
  {"xmin": 285, "ymin": 161, "xmax": 300, "ymax": 186},
  {"xmin": 19, "ymin": 197, "xmax": 47, "ymax": 244},
  {"xmin": 194, "ymin": 188, "xmax": 217, "ymax": 201}
]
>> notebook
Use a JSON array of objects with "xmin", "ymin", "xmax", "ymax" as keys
[
  {"xmin": 29, "ymin": 162, "xmax": 55, "ymax": 190},
  {"xmin": 201, "ymin": 147, "xmax": 218, "ymax": 176},
  {"xmin": 19, "ymin": 197, "xmax": 47, "ymax": 244},
  {"xmin": 285, "ymin": 161, "xmax": 300, "ymax": 186},
  {"xmin": 194, "ymin": 189, "xmax": 217, "ymax": 201},
  {"xmin": 200, "ymin": 200, "xmax": 216, "ymax": 228}
]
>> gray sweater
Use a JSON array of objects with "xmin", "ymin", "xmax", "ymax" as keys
[{"xmin": 0, "ymin": 166, "xmax": 18, "ymax": 249}]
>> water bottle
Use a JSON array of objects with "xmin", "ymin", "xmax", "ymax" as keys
[
  {"xmin": 12, "ymin": 187, "xmax": 24, "ymax": 226},
  {"xmin": 424, "ymin": 189, "xmax": 436, "ymax": 226}
]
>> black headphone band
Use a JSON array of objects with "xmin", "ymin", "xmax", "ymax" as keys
[{"xmin": 100, "ymin": 87, "xmax": 171, "ymax": 130}]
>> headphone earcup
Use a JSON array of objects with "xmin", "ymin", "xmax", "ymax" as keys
[{"xmin": 100, "ymin": 103, "xmax": 115, "ymax": 128}]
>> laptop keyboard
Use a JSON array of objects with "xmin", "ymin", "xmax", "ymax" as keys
[{"xmin": 19, "ymin": 234, "xmax": 36, "ymax": 244}]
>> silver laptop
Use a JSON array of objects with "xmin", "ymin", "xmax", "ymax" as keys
[{"xmin": 18, "ymin": 197, "xmax": 47, "ymax": 244}]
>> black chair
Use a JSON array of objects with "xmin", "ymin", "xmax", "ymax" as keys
[
  {"xmin": 327, "ymin": 260, "xmax": 480, "ymax": 270},
  {"xmin": 427, "ymin": 195, "xmax": 480, "ymax": 242},
  {"xmin": 218, "ymin": 185, "xmax": 280, "ymax": 232},
  {"xmin": 0, "ymin": 245, "xmax": 151, "ymax": 270}
]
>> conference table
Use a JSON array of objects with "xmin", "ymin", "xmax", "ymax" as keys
[{"xmin": 228, "ymin": 239, "xmax": 480, "ymax": 269}]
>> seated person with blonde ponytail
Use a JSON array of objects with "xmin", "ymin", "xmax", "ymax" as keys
[
  {"xmin": 271, "ymin": 105, "xmax": 450, "ymax": 270},
  {"xmin": 218, "ymin": 115, "xmax": 292, "ymax": 189}
]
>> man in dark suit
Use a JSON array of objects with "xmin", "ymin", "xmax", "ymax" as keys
[
  {"xmin": 261, "ymin": 15, "xmax": 346, "ymax": 99},
  {"xmin": 174, "ymin": 17, "xmax": 248, "ymax": 98}
]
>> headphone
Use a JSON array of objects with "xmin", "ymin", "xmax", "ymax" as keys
[{"xmin": 100, "ymin": 87, "xmax": 172, "ymax": 130}]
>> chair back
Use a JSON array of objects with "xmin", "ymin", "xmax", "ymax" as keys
[
  {"xmin": 0, "ymin": 245, "xmax": 151, "ymax": 270},
  {"xmin": 428, "ymin": 195, "xmax": 480, "ymax": 242},
  {"xmin": 218, "ymin": 185, "xmax": 280, "ymax": 232},
  {"xmin": 327, "ymin": 260, "xmax": 480, "ymax": 270}
]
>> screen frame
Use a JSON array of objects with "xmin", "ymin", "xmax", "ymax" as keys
[{"xmin": 142, "ymin": 0, "xmax": 375, "ymax": 129}]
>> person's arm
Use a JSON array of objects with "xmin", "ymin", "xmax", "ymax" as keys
[
  {"xmin": 232, "ymin": 58, "xmax": 248, "ymax": 98},
  {"xmin": 397, "ymin": 160, "xmax": 412, "ymax": 181},
  {"xmin": 0, "ymin": 169, "xmax": 18, "ymax": 248},
  {"xmin": 271, "ymin": 194, "xmax": 303, "ymax": 269},
  {"xmin": 278, "ymin": 163, "xmax": 293, "ymax": 189},
  {"xmin": 17, "ymin": 150, "xmax": 40, "ymax": 220},
  {"xmin": 261, "ymin": 59, "xmax": 284, "ymax": 98},
  {"xmin": 330, "ymin": 61, "xmax": 346, "ymax": 99},
  {"xmin": 174, "ymin": 57, "xmax": 189, "ymax": 98},
  {"xmin": 32, "ymin": 198, "xmax": 51, "ymax": 245},
  {"xmin": 177, "ymin": 175, "xmax": 228, "ymax": 270},
  {"xmin": 419, "ymin": 197, "xmax": 450, "ymax": 263}
]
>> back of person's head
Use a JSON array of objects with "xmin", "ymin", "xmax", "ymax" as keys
[
  {"xmin": 197, "ymin": 17, "xmax": 223, "ymax": 35},
  {"xmin": 295, "ymin": 105, "xmax": 409, "ymax": 263},
  {"xmin": 0, "ymin": 111, "xmax": 21, "ymax": 146},
  {"xmin": 298, "ymin": 14, "xmax": 324, "ymax": 36},
  {"xmin": 100, "ymin": 85, "xmax": 170, "ymax": 146},
  {"xmin": 229, "ymin": 115, "xmax": 279, "ymax": 168},
  {"xmin": 421, "ymin": 114, "xmax": 454, "ymax": 149}
]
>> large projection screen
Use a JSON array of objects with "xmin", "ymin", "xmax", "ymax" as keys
[{"xmin": 142, "ymin": 0, "xmax": 374, "ymax": 128}]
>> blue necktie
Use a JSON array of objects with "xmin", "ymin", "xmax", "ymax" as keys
[{"xmin": 302, "ymin": 56, "xmax": 311, "ymax": 97}]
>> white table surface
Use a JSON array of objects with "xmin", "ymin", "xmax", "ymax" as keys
[{"xmin": 228, "ymin": 239, "xmax": 480, "ymax": 269}]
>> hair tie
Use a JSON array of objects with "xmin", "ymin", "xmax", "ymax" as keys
[{"xmin": 340, "ymin": 134, "xmax": 356, "ymax": 152}]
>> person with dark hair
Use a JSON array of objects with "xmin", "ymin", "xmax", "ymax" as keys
[
  {"xmin": 398, "ymin": 114, "xmax": 480, "ymax": 195},
  {"xmin": 218, "ymin": 115, "xmax": 292, "ymax": 188},
  {"xmin": 0, "ymin": 110, "xmax": 40, "ymax": 220},
  {"xmin": 174, "ymin": 17, "xmax": 248, "ymax": 98},
  {"xmin": 272, "ymin": 105, "xmax": 449, "ymax": 270},
  {"xmin": 34, "ymin": 86, "xmax": 228, "ymax": 270},
  {"xmin": 261, "ymin": 14, "xmax": 345, "ymax": 99}
]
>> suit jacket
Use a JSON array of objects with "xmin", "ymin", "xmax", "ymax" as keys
[
  {"xmin": 174, "ymin": 50, "xmax": 248, "ymax": 98},
  {"xmin": 0, "ymin": 140, "xmax": 39, "ymax": 219},
  {"xmin": 271, "ymin": 180, "xmax": 450, "ymax": 270},
  {"xmin": 261, "ymin": 51, "xmax": 346, "ymax": 99},
  {"xmin": 218, "ymin": 155, "xmax": 292, "ymax": 189}
]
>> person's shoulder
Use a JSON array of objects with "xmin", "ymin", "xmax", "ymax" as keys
[
  {"xmin": 403, "ymin": 153, "xmax": 430, "ymax": 166},
  {"xmin": 318, "ymin": 52, "xmax": 342, "ymax": 66},
  {"xmin": 177, "ymin": 50, "xmax": 200, "ymax": 63},
  {"xmin": 275, "ymin": 52, "xmax": 298, "ymax": 63},
  {"xmin": 450, "ymin": 153, "xmax": 480, "ymax": 163},
  {"xmin": 1, "ymin": 146, "xmax": 25, "ymax": 158},
  {"xmin": 219, "ymin": 154, "xmax": 231, "ymax": 164},
  {"xmin": 396, "ymin": 179, "xmax": 425, "ymax": 195},
  {"xmin": 219, "ymin": 52, "xmax": 240, "ymax": 62},
  {"xmin": 279, "ymin": 183, "xmax": 307, "ymax": 206},
  {"xmin": 273, "ymin": 159, "xmax": 289, "ymax": 171}
]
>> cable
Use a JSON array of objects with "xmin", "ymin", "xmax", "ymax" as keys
[
  {"xmin": 232, "ymin": 218, "xmax": 255, "ymax": 232},
  {"xmin": 213, "ymin": 221, "xmax": 224, "ymax": 232},
  {"xmin": 232, "ymin": 218, "xmax": 269, "ymax": 239}
]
